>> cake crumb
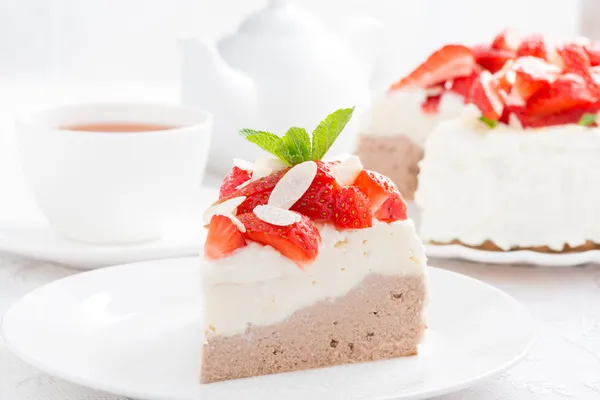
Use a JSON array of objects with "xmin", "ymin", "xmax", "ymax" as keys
[{"xmin": 340, "ymin": 267, "xmax": 346, "ymax": 271}]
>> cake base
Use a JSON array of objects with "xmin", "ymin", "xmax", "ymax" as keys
[
  {"xmin": 433, "ymin": 239, "xmax": 600, "ymax": 253},
  {"xmin": 201, "ymin": 274, "xmax": 426, "ymax": 383},
  {"xmin": 355, "ymin": 135, "xmax": 423, "ymax": 200}
]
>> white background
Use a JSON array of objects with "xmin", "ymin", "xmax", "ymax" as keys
[{"xmin": 0, "ymin": 0, "xmax": 584, "ymax": 85}]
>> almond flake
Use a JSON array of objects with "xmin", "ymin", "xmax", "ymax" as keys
[
  {"xmin": 233, "ymin": 158, "xmax": 254, "ymax": 171},
  {"xmin": 253, "ymin": 205, "xmax": 302, "ymax": 226},
  {"xmin": 202, "ymin": 196, "xmax": 247, "ymax": 232},
  {"xmin": 268, "ymin": 161, "xmax": 317, "ymax": 209},
  {"xmin": 331, "ymin": 155, "xmax": 363, "ymax": 186},
  {"xmin": 252, "ymin": 157, "xmax": 288, "ymax": 181},
  {"xmin": 424, "ymin": 86, "xmax": 444, "ymax": 96}
]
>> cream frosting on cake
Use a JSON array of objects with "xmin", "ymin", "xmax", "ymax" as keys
[
  {"xmin": 201, "ymin": 219, "xmax": 426, "ymax": 337},
  {"xmin": 416, "ymin": 116, "xmax": 600, "ymax": 251}
]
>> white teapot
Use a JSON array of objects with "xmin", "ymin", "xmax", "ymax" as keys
[{"xmin": 180, "ymin": 0, "xmax": 382, "ymax": 176}]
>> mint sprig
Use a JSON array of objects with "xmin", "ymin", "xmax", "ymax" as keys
[
  {"xmin": 479, "ymin": 116, "xmax": 498, "ymax": 128},
  {"xmin": 239, "ymin": 107, "xmax": 355, "ymax": 165},
  {"xmin": 578, "ymin": 113, "xmax": 596, "ymax": 127}
]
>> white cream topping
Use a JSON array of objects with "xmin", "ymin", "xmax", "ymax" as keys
[
  {"xmin": 415, "ymin": 118, "xmax": 600, "ymax": 250},
  {"xmin": 201, "ymin": 219, "xmax": 426, "ymax": 337},
  {"xmin": 361, "ymin": 89, "xmax": 466, "ymax": 146}
]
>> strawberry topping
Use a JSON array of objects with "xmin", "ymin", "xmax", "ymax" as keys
[
  {"xmin": 353, "ymin": 169, "xmax": 397, "ymax": 211},
  {"xmin": 469, "ymin": 70, "xmax": 505, "ymax": 120},
  {"xmin": 491, "ymin": 29, "xmax": 521, "ymax": 52},
  {"xmin": 516, "ymin": 34, "xmax": 547, "ymax": 59},
  {"xmin": 473, "ymin": 45, "xmax": 516, "ymax": 74},
  {"xmin": 220, "ymin": 169, "xmax": 288, "ymax": 214},
  {"xmin": 238, "ymin": 212, "xmax": 321, "ymax": 267},
  {"xmin": 421, "ymin": 94, "xmax": 442, "ymax": 114},
  {"xmin": 204, "ymin": 215, "xmax": 246, "ymax": 260},
  {"xmin": 290, "ymin": 161, "xmax": 339, "ymax": 222},
  {"xmin": 512, "ymin": 56, "xmax": 561, "ymax": 100},
  {"xmin": 390, "ymin": 45, "xmax": 475, "ymax": 91},
  {"xmin": 374, "ymin": 191, "xmax": 408, "ymax": 222},
  {"xmin": 525, "ymin": 73, "xmax": 596, "ymax": 117},
  {"xmin": 219, "ymin": 166, "xmax": 252, "ymax": 199},
  {"xmin": 333, "ymin": 186, "xmax": 373, "ymax": 229}
]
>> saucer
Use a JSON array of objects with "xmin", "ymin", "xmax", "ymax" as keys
[
  {"xmin": 0, "ymin": 186, "xmax": 218, "ymax": 269},
  {"xmin": 1, "ymin": 258, "xmax": 535, "ymax": 400}
]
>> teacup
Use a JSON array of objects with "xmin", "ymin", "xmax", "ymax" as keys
[{"xmin": 15, "ymin": 102, "xmax": 212, "ymax": 244}]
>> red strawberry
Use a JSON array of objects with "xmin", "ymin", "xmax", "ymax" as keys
[
  {"xmin": 512, "ymin": 56, "xmax": 561, "ymax": 100},
  {"xmin": 472, "ymin": 44, "xmax": 515, "ymax": 74},
  {"xmin": 555, "ymin": 43, "xmax": 591, "ymax": 75},
  {"xmin": 291, "ymin": 161, "xmax": 339, "ymax": 222},
  {"xmin": 204, "ymin": 215, "xmax": 246, "ymax": 260},
  {"xmin": 374, "ymin": 191, "xmax": 408, "ymax": 222},
  {"xmin": 519, "ymin": 106, "xmax": 598, "ymax": 128},
  {"xmin": 421, "ymin": 94, "xmax": 442, "ymax": 113},
  {"xmin": 469, "ymin": 70, "xmax": 505, "ymax": 120},
  {"xmin": 390, "ymin": 45, "xmax": 475, "ymax": 90},
  {"xmin": 491, "ymin": 28, "xmax": 521, "ymax": 52},
  {"xmin": 584, "ymin": 42, "xmax": 600, "ymax": 66},
  {"xmin": 516, "ymin": 34, "xmax": 547, "ymax": 59},
  {"xmin": 353, "ymin": 169, "xmax": 397, "ymax": 211},
  {"xmin": 238, "ymin": 212, "xmax": 321, "ymax": 267},
  {"xmin": 333, "ymin": 186, "xmax": 373, "ymax": 229},
  {"xmin": 220, "ymin": 169, "xmax": 288, "ymax": 214},
  {"xmin": 219, "ymin": 166, "xmax": 252, "ymax": 199},
  {"xmin": 526, "ymin": 73, "xmax": 596, "ymax": 116},
  {"xmin": 450, "ymin": 71, "xmax": 479, "ymax": 100}
]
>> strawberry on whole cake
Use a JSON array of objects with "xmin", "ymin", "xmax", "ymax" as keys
[
  {"xmin": 356, "ymin": 29, "xmax": 555, "ymax": 200},
  {"xmin": 416, "ymin": 36, "xmax": 600, "ymax": 252},
  {"xmin": 200, "ymin": 108, "xmax": 428, "ymax": 383}
]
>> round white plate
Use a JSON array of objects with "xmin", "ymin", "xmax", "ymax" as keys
[
  {"xmin": 426, "ymin": 244, "xmax": 600, "ymax": 267},
  {"xmin": 1, "ymin": 258, "xmax": 535, "ymax": 400},
  {"xmin": 0, "ymin": 186, "xmax": 217, "ymax": 269}
]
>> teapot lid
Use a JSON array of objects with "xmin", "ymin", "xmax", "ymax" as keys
[{"xmin": 236, "ymin": 0, "xmax": 326, "ymax": 37}]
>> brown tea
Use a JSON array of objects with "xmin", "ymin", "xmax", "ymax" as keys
[{"xmin": 61, "ymin": 122, "xmax": 177, "ymax": 132}]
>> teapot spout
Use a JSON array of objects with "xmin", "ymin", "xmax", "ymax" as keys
[{"xmin": 179, "ymin": 37, "xmax": 257, "ymax": 120}]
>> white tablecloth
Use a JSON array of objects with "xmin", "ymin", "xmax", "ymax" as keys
[
  {"xmin": 1, "ymin": 255, "xmax": 600, "ymax": 400},
  {"xmin": 1, "ymin": 82, "xmax": 600, "ymax": 399}
]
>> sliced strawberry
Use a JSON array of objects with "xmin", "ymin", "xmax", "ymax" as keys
[
  {"xmin": 290, "ymin": 161, "xmax": 339, "ymax": 222},
  {"xmin": 585, "ymin": 42, "xmax": 600, "ymax": 66},
  {"xmin": 421, "ymin": 94, "xmax": 442, "ymax": 113},
  {"xmin": 219, "ymin": 166, "xmax": 252, "ymax": 199},
  {"xmin": 450, "ymin": 71, "xmax": 479, "ymax": 101},
  {"xmin": 555, "ymin": 43, "xmax": 591, "ymax": 75},
  {"xmin": 491, "ymin": 28, "xmax": 521, "ymax": 52},
  {"xmin": 469, "ymin": 70, "xmax": 505, "ymax": 120},
  {"xmin": 493, "ymin": 59, "xmax": 516, "ymax": 92},
  {"xmin": 204, "ymin": 215, "xmax": 246, "ymax": 260},
  {"xmin": 333, "ymin": 186, "xmax": 373, "ymax": 229},
  {"xmin": 374, "ymin": 191, "xmax": 408, "ymax": 222},
  {"xmin": 472, "ymin": 44, "xmax": 515, "ymax": 74},
  {"xmin": 220, "ymin": 169, "xmax": 289, "ymax": 214},
  {"xmin": 353, "ymin": 169, "xmax": 397, "ymax": 211},
  {"xmin": 512, "ymin": 56, "xmax": 561, "ymax": 100},
  {"xmin": 390, "ymin": 45, "xmax": 475, "ymax": 90},
  {"xmin": 516, "ymin": 34, "xmax": 547, "ymax": 59},
  {"xmin": 519, "ymin": 106, "xmax": 599, "ymax": 128},
  {"xmin": 238, "ymin": 212, "xmax": 321, "ymax": 267},
  {"xmin": 526, "ymin": 73, "xmax": 596, "ymax": 117}
]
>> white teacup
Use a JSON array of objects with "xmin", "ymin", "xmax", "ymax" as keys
[{"xmin": 15, "ymin": 102, "xmax": 212, "ymax": 244}]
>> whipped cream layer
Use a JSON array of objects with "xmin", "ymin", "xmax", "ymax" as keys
[
  {"xmin": 416, "ymin": 117, "xmax": 600, "ymax": 250},
  {"xmin": 201, "ymin": 219, "xmax": 426, "ymax": 337},
  {"xmin": 361, "ymin": 89, "xmax": 466, "ymax": 146}
]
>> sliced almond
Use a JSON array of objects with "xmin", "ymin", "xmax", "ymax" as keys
[
  {"xmin": 331, "ymin": 155, "xmax": 363, "ymax": 186},
  {"xmin": 203, "ymin": 196, "xmax": 247, "ymax": 232},
  {"xmin": 233, "ymin": 158, "xmax": 254, "ymax": 171},
  {"xmin": 252, "ymin": 157, "xmax": 288, "ymax": 181},
  {"xmin": 253, "ymin": 205, "xmax": 302, "ymax": 226},
  {"xmin": 424, "ymin": 86, "xmax": 444, "ymax": 96},
  {"xmin": 268, "ymin": 161, "xmax": 317, "ymax": 209}
]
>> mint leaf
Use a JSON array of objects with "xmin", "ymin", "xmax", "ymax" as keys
[
  {"xmin": 281, "ymin": 127, "xmax": 311, "ymax": 165},
  {"xmin": 578, "ymin": 113, "xmax": 596, "ymax": 126},
  {"xmin": 479, "ymin": 116, "xmax": 498, "ymax": 128},
  {"xmin": 311, "ymin": 107, "xmax": 355, "ymax": 160},
  {"xmin": 239, "ymin": 129, "xmax": 290, "ymax": 165}
]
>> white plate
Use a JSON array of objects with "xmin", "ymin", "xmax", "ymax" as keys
[
  {"xmin": 1, "ymin": 257, "xmax": 535, "ymax": 400},
  {"xmin": 0, "ymin": 185, "xmax": 217, "ymax": 269},
  {"xmin": 426, "ymin": 244, "xmax": 600, "ymax": 267}
]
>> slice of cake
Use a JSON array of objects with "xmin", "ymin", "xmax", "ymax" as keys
[
  {"xmin": 416, "ymin": 36, "xmax": 600, "ymax": 252},
  {"xmin": 357, "ymin": 29, "xmax": 526, "ymax": 200},
  {"xmin": 200, "ymin": 108, "xmax": 427, "ymax": 383}
]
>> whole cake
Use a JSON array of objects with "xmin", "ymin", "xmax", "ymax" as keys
[
  {"xmin": 200, "ymin": 108, "xmax": 428, "ymax": 383},
  {"xmin": 357, "ymin": 29, "xmax": 537, "ymax": 200},
  {"xmin": 416, "ymin": 35, "xmax": 600, "ymax": 252}
]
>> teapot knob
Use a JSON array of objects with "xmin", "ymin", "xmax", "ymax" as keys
[{"xmin": 268, "ymin": 0, "xmax": 292, "ymax": 8}]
